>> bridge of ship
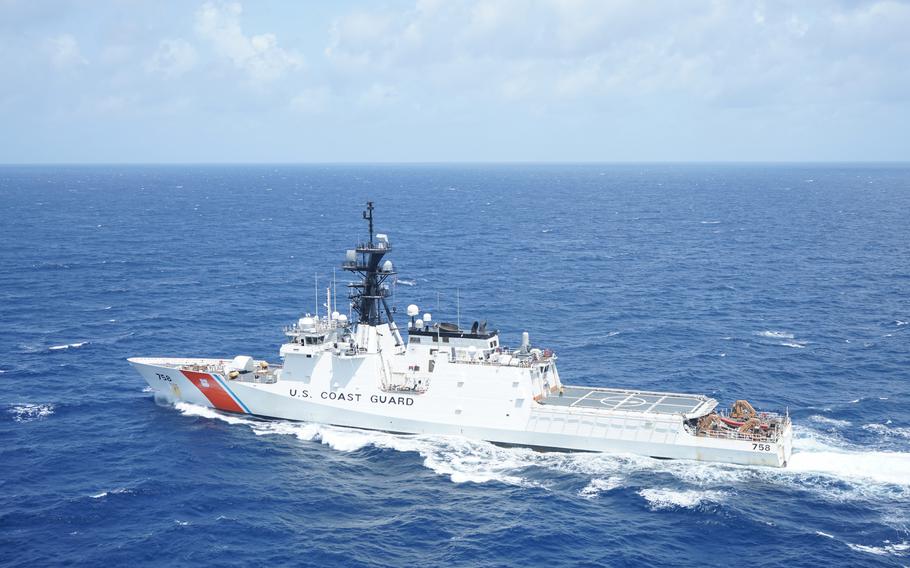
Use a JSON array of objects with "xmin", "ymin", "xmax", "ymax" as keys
[{"xmin": 544, "ymin": 385, "xmax": 716, "ymax": 419}]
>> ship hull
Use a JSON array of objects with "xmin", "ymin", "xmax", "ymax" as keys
[{"xmin": 131, "ymin": 357, "xmax": 790, "ymax": 468}]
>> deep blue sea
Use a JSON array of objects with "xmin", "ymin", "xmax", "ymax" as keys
[{"xmin": 2, "ymin": 164, "xmax": 909, "ymax": 567}]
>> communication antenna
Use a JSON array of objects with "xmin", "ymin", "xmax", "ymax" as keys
[
  {"xmin": 456, "ymin": 288, "xmax": 460, "ymax": 330},
  {"xmin": 363, "ymin": 201, "xmax": 375, "ymax": 244},
  {"xmin": 332, "ymin": 267, "xmax": 337, "ymax": 316},
  {"xmin": 314, "ymin": 273, "xmax": 319, "ymax": 318}
]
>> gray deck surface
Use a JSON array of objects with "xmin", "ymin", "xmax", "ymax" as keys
[{"xmin": 544, "ymin": 385, "xmax": 708, "ymax": 415}]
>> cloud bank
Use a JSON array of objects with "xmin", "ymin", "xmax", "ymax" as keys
[{"xmin": 1, "ymin": 0, "xmax": 908, "ymax": 162}]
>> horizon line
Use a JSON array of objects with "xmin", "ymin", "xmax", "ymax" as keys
[{"xmin": 2, "ymin": 160, "xmax": 909, "ymax": 167}]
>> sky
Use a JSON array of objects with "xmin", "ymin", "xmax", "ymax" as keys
[{"xmin": 1, "ymin": 0, "xmax": 908, "ymax": 163}]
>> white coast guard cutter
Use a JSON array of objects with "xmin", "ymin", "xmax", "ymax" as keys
[{"xmin": 130, "ymin": 202, "xmax": 792, "ymax": 467}]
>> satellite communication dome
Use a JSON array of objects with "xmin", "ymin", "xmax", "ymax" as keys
[
  {"xmin": 331, "ymin": 311, "xmax": 340, "ymax": 320},
  {"xmin": 345, "ymin": 249, "xmax": 356, "ymax": 263},
  {"xmin": 382, "ymin": 260, "xmax": 394, "ymax": 272},
  {"xmin": 299, "ymin": 317, "xmax": 315, "ymax": 330},
  {"xmin": 407, "ymin": 304, "xmax": 419, "ymax": 317},
  {"xmin": 415, "ymin": 318, "xmax": 424, "ymax": 328},
  {"xmin": 423, "ymin": 313, "xmax": 432, "ymax": 322},
  {"xmin": 337, "ymin": 314, "xmax": 348, "ymax": 324}
]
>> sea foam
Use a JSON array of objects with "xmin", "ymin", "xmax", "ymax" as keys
[
  {"xmin": 846, "ymin": 540, "xmax": 909, "ymax": 556},
  {"xmin": 756, "ymin": 330, "xmax": 794, "ymax": 339},
  {"xmin": 9, "ymin": 403, "xmax": 55, "ymax": 423},
  {"xmin": 49, "ymin": 341, "xmax": 89, "ymax": 351},
  {"xmin": 638, "ymin": 488, "xmax": 726, "ymax": 510}
]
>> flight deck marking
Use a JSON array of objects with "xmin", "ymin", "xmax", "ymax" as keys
[
  {"xmin": 571, "ymin": 390, "xmax": 594, "ymax": 407},
  {"xmin": 598, "ymin": 395, "xmax": 628, "ymax": 409},
  {"xmin": 644, "ymin": 395, "xmax": 669, "ymax": 413},
  {"xmin": 599, "ymin": 395, "xmax": 650, "ymax": 409}
]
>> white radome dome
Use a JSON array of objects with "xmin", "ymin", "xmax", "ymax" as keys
[{"xmin": 407, "ymin": 304, "xmax": 419, "ymax": 317}]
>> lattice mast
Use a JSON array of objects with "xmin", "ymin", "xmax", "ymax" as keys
[{"xmin": 342, "ymin": 202, "xmax": 399, "ymax": 331}]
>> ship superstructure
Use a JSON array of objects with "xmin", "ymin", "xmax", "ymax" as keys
[{"xmin": 130, "ymin": 202, "xmax": 792, "ymax": 467}]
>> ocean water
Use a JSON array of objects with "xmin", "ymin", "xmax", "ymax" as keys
[{"xmin": 1, "ymin": 163, "xmax": 909, "ymax": 567}]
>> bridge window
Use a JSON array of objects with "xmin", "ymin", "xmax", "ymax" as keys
[{"xmin": 411, "ymin": 337, "xmax": 421, "ymax": 344}]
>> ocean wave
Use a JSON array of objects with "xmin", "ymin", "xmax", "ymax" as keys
[
  {"xmin": 808, "ymin": 415, "xmax": 851, "ymax": 428},
  {"xmin": 49, "ymin": 341, "xmax": 90, "ymax": 351},
  {"xmin": 862, "ymin": 423, "xmax": 910, "ymax": 440},
  {"xmin": 846, "ymin": 540, "xmax": 909, "ymax": 556},
  {"xmin": 579, "ymin": 477, "xmax": 623, "ymax": 499},
  {"xmin": 397, "ymin": 279, "xmax": 417, "ymax": 287},
  {"xmin": 754, "ymin": 330, "xmax": 807, "ymax": 348},
  {"xmin": 638, "ymin": 488, "xmax": 726, "ymax": 510},
  {"xmin": 91, "ymin": 487, "xmax": 132, "ymax": 499},
  {"xmin": 9, "ymin": 403, "xmax": 55, "ymax": 423},
  {"xmin": 755, "ymin": 330, "xmax": 794, "ymax": 339}
]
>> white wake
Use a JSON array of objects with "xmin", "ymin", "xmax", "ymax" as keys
[{"xmin": 172, "ymin": 403, "xmax": 910, "ymax": 502}]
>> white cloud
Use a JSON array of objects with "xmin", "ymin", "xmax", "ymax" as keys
[
  {"xmin": 46, "ymin": 34, "xmax": 87, "ymax": 69},
  {"xmin": 146, "ymin": 39, "xmax": 198, "ymax": 78},
  {"xmin": 323, "ymin": 0, "xmax": 910, "ymax": 108},
  {"xmin": 195, "ymin": 1, "xmax": 303, "ymax": 83}
]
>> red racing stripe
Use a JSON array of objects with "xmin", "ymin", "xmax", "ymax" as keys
[{"xmin": 180, "ymin": 370, "xmax": 245, "ymax": 413}]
